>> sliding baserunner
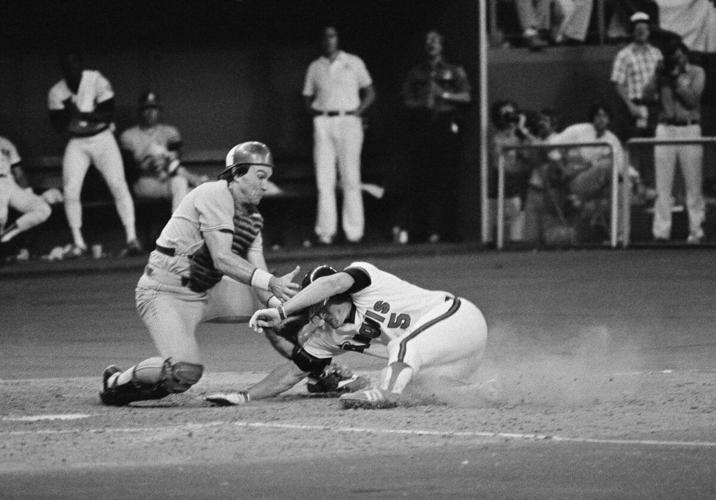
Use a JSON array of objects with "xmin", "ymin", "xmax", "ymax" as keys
[{"xmin": 247, "ymin": 262, "xmax": 489, "ymax": 409}]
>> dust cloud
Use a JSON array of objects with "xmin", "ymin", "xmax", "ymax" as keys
[{"xmin": 409, "ymin": 321, "xmax": 649, "ymax": 409}]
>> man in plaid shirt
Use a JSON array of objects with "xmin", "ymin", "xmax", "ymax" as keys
[{"xmin": 610, "ymin": 12, "xmax": 663, "ymax": 138}]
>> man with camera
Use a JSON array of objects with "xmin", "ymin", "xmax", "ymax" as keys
[{"xmin": 644, "ymin": 40, "xmax": 706, "ymax": 244}]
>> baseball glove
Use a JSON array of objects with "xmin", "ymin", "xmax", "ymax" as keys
[{"xmin": 306, "ymin": 363, "xmax": 370, "ymax": 396}]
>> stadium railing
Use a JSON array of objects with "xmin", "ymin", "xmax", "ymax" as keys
[{"xmin": 495, "ymin": 141, "xmax": 618, "ymax": 250}]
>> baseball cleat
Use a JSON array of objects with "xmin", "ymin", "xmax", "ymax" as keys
[
  {"xmin": 339, "ymin": 387, "xmax": 398, "ymax": 409},
  {"xmin": 336, "ymin": 374, "xmax": 370, "ymax": 393},
  {"xmin": 99, "ymin": 365, "xmax": 123, "ymax": 405},
  {"xmin": 204, "ymin": 392, "xmax": 249, "ymax": 406}
]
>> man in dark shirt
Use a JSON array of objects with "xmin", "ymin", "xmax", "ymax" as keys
[{"xmin": 399, "ymin": 30, "xmax": 472, "ymax": 244}]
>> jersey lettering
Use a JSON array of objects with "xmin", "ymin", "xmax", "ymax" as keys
[
  {"xmin": 373, "ymin": 301, "xmax": 390, "ymax": 314},
  {"xmin": 365, "ymin": 310, "xmax": 385, "ymax": 323},
  {"xmin": 387, "ymin": 313, "xmax": 411, "ymax": 329}
]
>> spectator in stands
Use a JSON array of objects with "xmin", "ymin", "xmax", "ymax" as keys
[
  {"xmin": 552, "ymin": 102, "xmax": 625, "ymax": 200},
  {"xmin": 48, "ymin": 51, "xmax": 141, "ymax": 258},
  {"xmin": 488, "ymin": 99, "xmax": 532, "ymax": 243},
  {"xmin": 610, "ymin": 12, "xmax": 663, "ymax": 139},
  {"xmin": 400, "ymin": 29, "xmax": 472, "ymax": 244},
  {"xmin": 549, "ymin": 102, "xmax": 630, "ymax": 239},
  {"xmin": 515, "ymin": 0, "xmax": 565, "ymax": 50},
  {"xmin": 605, "ymin": 1, "xmax": 660, "ymax": 41},
  {"xmin": 120, "ymin": 92, "xmax": 206, "ymax": 213},
  {"xmin": 302, "ymin": 26, "xmax": 376, "ymax": 246},
  {"xmin": 556, "ymin": 0, "xmax": 594, "ymax": 44},
  {"xmin": 0, "ymin": 135, "xmax": 54, "ymax": 261},
  {"xmin": 523, "ymin": 109, "xmax": 564, "ymax": 244},
  {"xmin": 644, "ymin": 40, "xmax": 706, "ymax": 244}
]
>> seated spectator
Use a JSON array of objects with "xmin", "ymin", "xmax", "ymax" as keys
[
  {"xmin": 549, "ymin": 102, "xmax": 633, "ymax": 240},
  {"xmin": 488, "ymin": 99, "xmax": 533, "ymax": 242},
  {"xmin": 523, "ymin": 109, "xmax": 568, "ymax": 244},
  {"xmin": 0, "ymin": 135, "xmax": 54, "ymax": 260},
  {"xmin": 120, "ymin": 92, "xmax": 206, "ymax": 213},
  {"xmin": 515, "ymin": 0, "xmax": 566, "ymax": 49}
]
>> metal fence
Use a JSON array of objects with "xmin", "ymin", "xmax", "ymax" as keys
[{"xmin": 492, "ymin": 141, "xmax": 618, "ymax": 250}]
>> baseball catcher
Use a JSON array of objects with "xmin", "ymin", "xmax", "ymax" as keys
[{"xmin": 99, "ymin": 141, "xmax": 301, "ymax": 406}]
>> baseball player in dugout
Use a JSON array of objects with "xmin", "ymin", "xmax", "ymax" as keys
[
  {"xmin": 398, "ymin": 30, "xmax": 472, "ymax": 244},
  {"xmin": 99, "ymin": 141, "xmax": 301, "ymax": 406},
  {"xmin": 120, "ymin": 92, "xmax": 207, "ymax": 213},
  {"xmin": 48, "ymin": 51, "xmax": 141, "ymax": 258},
  {"xmin": 0, "ymin": 136, "xmax": 53, "ymax": 256},
  {"xmin": 303, "ymin": 25, "xmax": 376, "ymax": 246},
  {"xmin": 234, "ymin": 262, "xmax": 489, "ymax": 409}
]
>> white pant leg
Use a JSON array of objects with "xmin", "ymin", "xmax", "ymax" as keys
[
  {"xmin": 62, "ymin": 137, "xmax": 93, "ymax": 230},
  {"xmin": 135, "ymin": 274, "xmax": 206, "ymax": 364},
  {"xmin": 676, "ymin": 125, "xmax": 705, "ymax": 236},
  {"xmin": 559, "ymin": 0, "xmax": 593, "ymax": 41},
  {"xmin": 652, "ymin": 124, "xmax": 678, "ymax": 239},
  {"xmin": 202, "ymin": 276, "xmax": 260, "ymax": 323},
  {"xmin": 335, "ymin": 116, "xmax": 365, "ymax": 242},
  {"xmin": 90, "ymin": 130, "xmax": 136, "ymax": 236},
  {"xmin": 384, "ymin": 298, "xmax": 487, "ymax": 393},
  {"xmin": 8, "ymin": 182, "xmax": 52, "ymax": 232},
  {"xmin": 313, "ymin": 116, "xmax": 338, "ymax": 242}
]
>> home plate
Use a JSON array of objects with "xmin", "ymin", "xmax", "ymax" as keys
[{"xmin": 2, "ymin": 414, "xmax": 91, "ymax": 422}]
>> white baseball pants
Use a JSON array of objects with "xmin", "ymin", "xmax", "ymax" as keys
[
  {"xmin": 62, "ymin": 129, "xmax": 135, "ymax": 235},
  {"xmin": 383, "ymin": 297, "xmax": 487, "ymax": 393},
  {"xmin": 652, "ymin": 124, "xmax": 704, "ymax": 239},
  {"xmin": 313, "ymin": 115, "xmax": 364, "ymax": 243}
]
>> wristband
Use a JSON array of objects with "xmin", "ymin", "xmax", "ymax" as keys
[
  {"xmin": 277, "ymin": 305, "xmax": 287, "ymax": 321},
  {"xmin": 250, "ymin": 268, "xmax": 273, "ymax": 291},
  {"xmin": 266, "ymin": 295, "xmax": 282, "ymax": 308}
]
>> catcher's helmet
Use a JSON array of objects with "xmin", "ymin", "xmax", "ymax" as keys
[
  {"xmin": 218, "ymin": 141, "xmax": 274, "ymax": 181},
  {"xmin": 301, "ymin": 265, "xmax": 337, "ymax": 289}
]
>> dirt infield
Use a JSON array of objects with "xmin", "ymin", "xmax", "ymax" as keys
[{"xmin": 1, "ymin": 249, "xmax": 715, "ymax": 497}]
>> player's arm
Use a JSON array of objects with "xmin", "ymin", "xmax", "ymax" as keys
[
  {"xmin": 203, "ymin": 229, "xmax": 299, "ymax": 302},
  {"xmin": 80, "ymin": 97, "xmax": 115, "ymax": 123},
  {"xmin": 246, "ymin": 239, "xmax": 285, "ymax": 307},
  {"xmin": 356, "ymin": 85, "xmax": 376, "ymax": 116},
  {"xmin": 10, "ymin": 163, "xmax": 30, "ymax": 190},
  {"xmin": 246, "ymin": 362, "xmax": 309, "ymax": 400},
  {"xmin": 251, "ymin": 272, "xmax": 355, "ymax": 331},
  {"xmin": 49, "ymin": 105, "xmax": 71, "ymax": 134}
]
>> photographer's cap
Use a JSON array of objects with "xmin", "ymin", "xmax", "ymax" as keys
[{"xmin": 630, "ymin": 12, "xmax": 650, "ymax": 25}]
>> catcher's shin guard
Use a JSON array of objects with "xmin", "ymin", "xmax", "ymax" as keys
[{"xmin": 99, "ymin": 358, "xmax": 204, "ymax": 406}]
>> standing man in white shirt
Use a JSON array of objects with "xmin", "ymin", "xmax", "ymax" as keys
[
  {"xmin": 48, "ymin": 51, "xmax": 141, "ymax": 257},
  {"xmin": 302, "ymin": 26, "xmax": 376, "ymax": 245}
]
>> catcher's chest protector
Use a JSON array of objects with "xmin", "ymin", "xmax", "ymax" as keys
[{"xmin": 187, "ymin": 206, "xmax": 264, "ymax": 293}]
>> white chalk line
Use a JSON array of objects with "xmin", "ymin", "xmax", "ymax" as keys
[
  {"xmin": 2, "ymin": 417, "xmax": 715, "ymax": 448},
  {"xmin": 2, "ymin": 414, "xmax": 90, "ymax": 422}
]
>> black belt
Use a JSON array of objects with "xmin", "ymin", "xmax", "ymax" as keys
[
  {"xmin": 660, "ymin": 119, "xmax": 699, "ymax": 126},
  {"xmin": 155, "ymin": 244, "xmax": 176, "ymax": 256},
  {"xmin": 318, "ymin": 110, "xmax": 357, "ymax": 117}
]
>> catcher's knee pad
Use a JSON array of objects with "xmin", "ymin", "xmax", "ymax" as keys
[{"xmin": 159, "ymin": 359, "xmax": 204, "ymax": 394}]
